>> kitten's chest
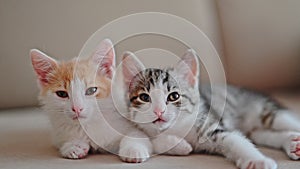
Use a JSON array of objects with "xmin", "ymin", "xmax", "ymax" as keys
[
  {"xmin": 83, "ymin": 119, "xmax": 121, "ymax": 153},
  {"xmin": 166, "ymin": 112, "xmax": 199, "ymax": 139}
]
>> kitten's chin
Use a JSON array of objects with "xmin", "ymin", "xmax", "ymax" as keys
[
  {"xmin": 66, "ymin": 114, "xmax": 90, "ymax": 123},
  {"xmin": 153, "ymin": 120, "xmax": 172, "ymax": 131}
]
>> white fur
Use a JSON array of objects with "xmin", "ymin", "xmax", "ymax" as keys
[
  {"xmin": 251, "ymin": 130, "xmax": 300, "ymax": 160},
  {"xmin": 121, "ymin": 50, "xmax": 289, "ymax": 169},
  {"xmin": 40, "ymin": 78, "xmax": 152, "ymax": 161},
  {"xmin": 272, "ymin": 111, "xmax": 300, "ymax": 131},
  {"xmin": 32, "ymin": 40, "xmax": 152, "ymax": 162},
  {"xmin": 219, "ymin": 132, "xmax": 276, "ymax": 169},
  {"xmin": 152, "ymin": 134, "xmax": 192, "ymax": 155}
]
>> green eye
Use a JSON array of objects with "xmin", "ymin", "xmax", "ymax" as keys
[
  {"xmin": 56, "ymin": 91, "xmax": 69, "ymax": 98},
  {"xmin": 167, "ymin": 92, "xmax": 180, "ymax": 102},
  {"xmin": 139, "ymin": 93, "xmax": 151, "ymax": 102},
  {"xmin": 85, "ymin": 87, "xmax": 97, "ymax": 95}
]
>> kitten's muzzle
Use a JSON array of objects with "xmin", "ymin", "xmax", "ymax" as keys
[
  {"xmin": 152, "ymin": 118, "xmax": 166, "ymax": 123},
  {"xmin": 153, "ymin": 109, "xmax": 166, "ymax": 123},
  {"xmin": 71, "ymin": 106, "xmax": 86, "ymax": 120},
  {"xmin": 154, "ymin": 109, "xmax": 165, "ymax": 117}
]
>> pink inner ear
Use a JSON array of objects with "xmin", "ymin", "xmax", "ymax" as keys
[
  {"xmin": 92, "ymin": 39, "xmax": 115, "ymax": 78},
  {"xmin": 122, "ymin": 64, "xmax": 134, "ymax": 86},
  {"xmin": 188, "ymin": 61, "xmax": 198, "ymax": 85},
  {"xmin": 175, "ymin": 60, "xmax": 196, "ymax": 86},
  {"xmin": 31, "ymin": 50, "xmax": 57, "ymax": 86},
  {"xmin": 100, "ymin": 61, "xmax": 114, "ymax": 78},
  {"xmin": 177, "ymin": 50, "xmax": 199, "ymax": 86},
  {"xmin": 188, "ymin": 75, "xmax": 196, "ymax": 86},
  {"xmin": 96, "ymin": 53, "xmax": 114, "ymax": 78},
  {"xmin": 33, "ymin": 60, "xmax": 55, "ymax": 85},
  {"xmin": 122, "ymin": 52, "xmax": 145, "ymax": 87},
  {"xmin": 36, "ymin": 69, "xmax": 51, "ymax": 84}
]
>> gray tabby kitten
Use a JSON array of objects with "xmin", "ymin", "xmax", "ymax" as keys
[{"xmin": 121, "ymin": 50, "xmax": 300, "ymax": 169}]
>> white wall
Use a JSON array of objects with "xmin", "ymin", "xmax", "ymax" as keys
[
  {"xmin": 217, "ymin": 0, "xmax": 300, "ymax": 89},
  {"xmin": 0, "ymin": 0, "xmax": 223, "ymax": 109}
]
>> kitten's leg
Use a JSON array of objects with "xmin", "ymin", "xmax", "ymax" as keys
[
  {"xmin": 201, "ymin": 130, "xmax": 277, "ymax": 169},
  {"xmin": 119, "ymin": 131, "xmax": 152, "ymax": 163},
  {"xmin": 152, "ymin": 134, "xmax": 192, "ymax": 155},
  {"xmin": 60, "ymin": 139, "xmax": 90, "ymax": 159},
  {"xmin": 250, "ymin": 130, "xmax": 300, "ymax": 160},
  {"xmin": 271, "ymin": 110, "xmax": 300, "ymax": 132},
  {"xmin": 250, "ymin": 109, "xmax": 300, "ymax": 160}
]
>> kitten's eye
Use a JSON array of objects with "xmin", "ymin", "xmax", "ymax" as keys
[
  {"xmin": 167, "ymin": 92, "xmax": 180, "ymax": 102},
  {"xmin": 139, "ymin": 93, "xmax": 151, "ymax": 102},
  {"xmin": 85, "ymin": 87, "xmax": 97, "ymax": 95},
  {"xmin": 56, "ymin": 91, "xmax": 69, "ymax": 98}
]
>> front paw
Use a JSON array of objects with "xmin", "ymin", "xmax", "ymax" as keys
[
  {"xmin": 283, "ymin": 133, "xmax": 300, "ymax": 160},
  {"xmin": 153, "ymin": 135, "xmax": 192, "ymax": 155},
  {"xmin": 60, "ymin": 140, "xmax": 90, "ymax": 159},
  {"xmin": 238, "ymin": 157, "xmax": 277, "ymax": 169},
  {"xmin": 166, "ymin": 139, "xmax": 193, "ymax": 155},
  {"xmin": 119, "ymin": 145, "xmax": 150, "ymax": 163}
]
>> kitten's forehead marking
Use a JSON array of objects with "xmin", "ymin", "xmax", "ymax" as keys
[
  {"xmin": 128, "ymin": 68, "xmax": 181, "ymax": 107},
  {"xmin": 150, "ymin": 88, "xmax": 165, "ymax": 96},
  {"xmin": 69, "ymin": 76, "xmax": 85, "ymax": 108},
  {"xmin": 71, "ymin": 76, "xmax": 85, "ymax": 90}
]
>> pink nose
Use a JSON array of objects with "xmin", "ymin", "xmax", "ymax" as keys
[
  {"xmin": 154, "ymin": 109, "xmax": 165, "ymax": 117},
  {"xmin": 72, "ymin": 106, "xmax": 83, "ymax": 115}
]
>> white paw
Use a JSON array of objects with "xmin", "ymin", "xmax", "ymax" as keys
[
  {"xmin": 239, "ymin": 157, "xmax": 277, "ymax": 169},
  {"xmin": 153, "ymin": 135, "xmax": 192, "ymax": 155},
  {"xmin": 166, "ymin": 139, "xmax": 193, "ymax": 155},
  {"xmin": 283, "ymin": 133, "xmax": 300, "ymax": 160},
  {"xmin": 119, "ymin": 145, "xmax": 150, "ymax": 163},
  {"xmin": 60, "ymin": 140, "xmax": 90, "ymax": 159}
]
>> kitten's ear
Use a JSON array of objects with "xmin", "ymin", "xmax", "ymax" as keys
[
  {"xmin": 30, "ymin": 49, "xmax": 58, "ymax": 86},
  {"xmin": 122, "ymin": 51, "xmax": 145, "ymax": 87},
  {"xmin": 90, "ymin": 38, "xmax": 115, "ymax": 79},
  {"xmin": 175, "ymin": 49, "xmax": 199, "ymax": 87}
]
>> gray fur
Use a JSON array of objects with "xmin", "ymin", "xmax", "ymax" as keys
[{"xmin": 123, "ymin": 51, "xmax": 300, "ymax": 168}]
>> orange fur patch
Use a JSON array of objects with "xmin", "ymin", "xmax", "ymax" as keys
[{"xmin": 40, "ymin": 57, "xmax": 111, "ymax": 99}]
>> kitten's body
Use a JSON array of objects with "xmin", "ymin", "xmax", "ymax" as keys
[
  {"xmin": 122, "ymin": 50, "xmax": 300, "ymax": 169},
  {"xmin": 31, "ymin": 39, "xmax": 152, "ymax": 162}
]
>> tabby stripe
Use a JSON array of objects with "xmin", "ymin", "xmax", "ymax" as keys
[
  {"xmin": 261, "ymin": 110, "xmax": 276, "ymax": 128},
  {"xmin": 210, "ymin": 129, "xmax": 226, "ymax": 142},
  {"xmin": 130, "ymin": 96, "xmax": 138, "ymax": 102},
  {"xmin": 181, "ymin": 94, "xmax": 196, "ymax": 106},
  {"xmin": 145, "ymin": 84, "xmax": 151, "ymax": 92},
  {"xmin": 148, "ymin": 69, "xmax": 152, "ymax": 77},
  {"xmin": 209, "ymin": 129, "xmax": 225, "ymax": 136},
  {"xmin": 167, "ymin": 84, "xmax": 171, "ymax": 92},
  {"xmin": 162, "ymin": 72, "xmax": 169, "ymax": 84},
  {"xmin": 149, "ymin": 78, "xmax": 154, "ymax": 86},
  {"xmin": 172, "ymin": 101, "xmax": 181, "ymax": 107}
]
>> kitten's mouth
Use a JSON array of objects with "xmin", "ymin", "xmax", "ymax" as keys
[
  {"xmin": 152, "ymin": 118, "xmax": 166, "ymax": 123},
  {"xmin": 72, "ymin": 115, "xmax": 86, "ymax": 120}
]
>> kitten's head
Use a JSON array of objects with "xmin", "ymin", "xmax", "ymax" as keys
[
  {"xmin": 122, "ymin": 50, "xmax": 200, "ymax": 133},
  {"xmin": 31, "ymin": 39, "xmax": 115, "ymax": 123}
]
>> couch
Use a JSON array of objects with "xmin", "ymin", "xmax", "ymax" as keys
[{"xmin": 1, "ymin": 0, "xmax": 299, "ymax": 168}]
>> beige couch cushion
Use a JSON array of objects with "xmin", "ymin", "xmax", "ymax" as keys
[
  {"xmin": 217, "ymin": 0, "xmax": 300, "ymax": 89},
  {"xmin": 1, "ymin": 90, "xmax": 300, "ymax": 169}
]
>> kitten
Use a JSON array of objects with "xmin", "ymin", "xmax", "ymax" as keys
[
  {"xmin": 30, "ymin": 39, "xmax": 152, "ymax": 163},
  {"xmin": 122, "ymin": 50, "xmax": 300, "ymax": 169}
]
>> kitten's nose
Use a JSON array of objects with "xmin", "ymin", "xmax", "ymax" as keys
[
  {"xmin": 154, "ymin": 108, "xmax": 165, "ymax": 117},
  {"xmin": 72, "ymin": 106, "xmax": 83, "ymax": 115}
]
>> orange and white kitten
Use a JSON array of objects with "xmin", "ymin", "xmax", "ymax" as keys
[{"xmin": 30, "ymin": 39, "xmax": 152, "ymax": 162}]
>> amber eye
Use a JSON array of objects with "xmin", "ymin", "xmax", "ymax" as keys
[
  {"xmin": 56, "ymin": 91, "xmax": 69, "ymax": 98},
  {"xmin": 85, "ymin": 87, "xmax": 97, "ymax": 95},
  {"xmin": 139, "ymin": 93, "xmax": 151, "ymax": 102},
  {"xmin": 167, "ymin": 92, "xmax": 180, "ymax": 102}
]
